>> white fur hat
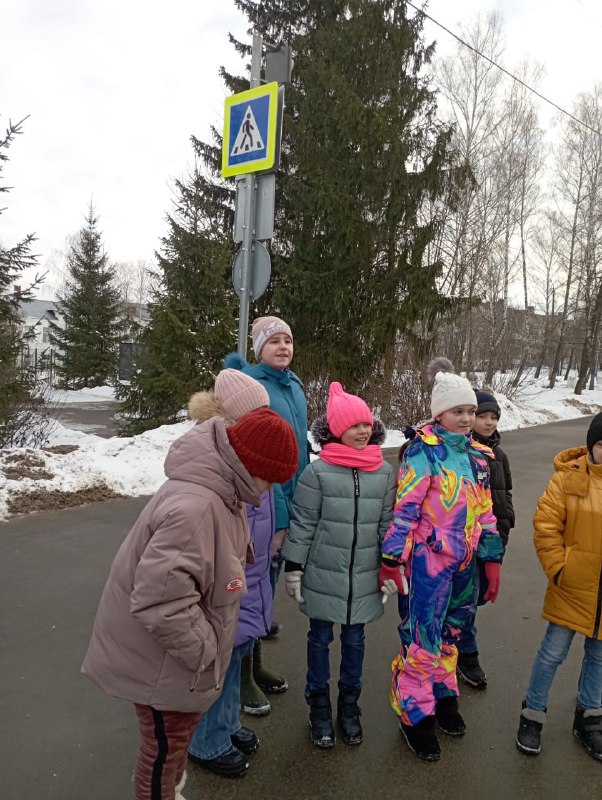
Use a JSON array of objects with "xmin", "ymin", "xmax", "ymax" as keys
[{"xmin": 427, "ymin": 357, "xmax": 477, "ymax": 419}]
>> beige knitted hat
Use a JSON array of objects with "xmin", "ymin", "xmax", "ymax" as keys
[
  {"xmin": 214, "ymin": 369, "xmax": 269, "ymax": 421},
  {"xmin": 251, "ymin": 316, "xmax": 293, "ymax": 359}
]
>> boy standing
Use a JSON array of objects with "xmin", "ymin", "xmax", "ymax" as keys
[{"xmin": 457, "ymin": 390, "xmax": 514, "ymax": 689}]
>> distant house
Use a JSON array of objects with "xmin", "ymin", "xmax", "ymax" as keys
[
  {"xmin": 18, "ymin": 297, "xmax": 65, "ymax": 353},
  {"xmin": 123, "ymin": 302, "xmax": 152, "ymax": 326}
]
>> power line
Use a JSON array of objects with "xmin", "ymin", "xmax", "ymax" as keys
[{"xmin": 406, "ymin": 0, "xmax": 602, "ymax": 138}]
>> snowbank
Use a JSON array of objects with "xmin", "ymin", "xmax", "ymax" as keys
[
  {"xmin": 47, "ymin": 385, "xmax": 117, "ymax": 404},
  {"xmin": 2, "ymin": 376, "xmax": 602, "ymax": 521}
]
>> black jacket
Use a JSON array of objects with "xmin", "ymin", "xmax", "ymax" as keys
[{"xmin": 472, "ymin": 429, "xmax": 515, "ymax": 549}]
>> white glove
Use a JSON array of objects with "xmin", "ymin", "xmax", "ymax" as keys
[
  {"xmin": 285, "ymin": 570, "xmax": 304, "ymax": 604},
  {"xmin": 381, "ymin": 565, "xmax": 409, "ymax": 604}
]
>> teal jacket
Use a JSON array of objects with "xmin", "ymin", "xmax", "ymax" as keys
[
  {"xmin": 224, "ymin": 353, "xmax": 309, "ymax": 529},
  {"xmin": 283, "ymin": 436, "xmax": 396, "ymax": 625}
]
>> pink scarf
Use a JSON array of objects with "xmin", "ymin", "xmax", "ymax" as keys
[{"xmin": 320, "ymin": 442, "xmax": 383, "ymax": 472}]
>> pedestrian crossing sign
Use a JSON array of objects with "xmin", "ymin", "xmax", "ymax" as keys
[{"xmin": 222, "ymin": 82, "xmax": 279, "ymax": 178}]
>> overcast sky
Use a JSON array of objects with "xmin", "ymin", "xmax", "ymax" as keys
[{"xmin": 2, "ymin": 0, "xmax": 601, "ymax": 298}]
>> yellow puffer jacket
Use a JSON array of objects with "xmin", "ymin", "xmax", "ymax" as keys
[{"xmin": 533, "ymin": 447, "xmax": 602, "ymax": 639}]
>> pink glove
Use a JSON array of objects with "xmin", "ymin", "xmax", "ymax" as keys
[
  {"xmin": 483, "ymin": 562, "xmax": 501, "ymax": 603},
  {"xmin": 378, "ymin": 562, "xmax": 409, "ymax": 601}
]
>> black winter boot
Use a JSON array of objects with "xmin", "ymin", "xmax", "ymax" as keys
[
  {"xmin": 435, "ymin": 695, "xmax": 466, "ymax": 736},
  {"xmin": 252, "ymin": 638, "xmax": 288, "ymax": 694},
  {"xmin": 306, "ymin": 688, "xmax": 335, "ymax": 748},
  {"xmin": 337, "ymin": 686, "xmax": 363, "ymax": 745},
  {"xmin": 573, "ymin": 706, "xmax": 602, "ymax": 761},
  {"xmin": 457, "ymin": 651, "xmax": 487, "ymax": 689},
  {"xmin": 400, "ymin": 716, "xmax": 441, "ymax": 762},
  {"xmin": 516, "ymin": 704, "xmax": 545, "ymax": 755}
]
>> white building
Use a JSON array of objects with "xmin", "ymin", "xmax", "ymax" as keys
[{"xmin": 18, "ymin": 297, "xmax": 65, "ymax": 358}]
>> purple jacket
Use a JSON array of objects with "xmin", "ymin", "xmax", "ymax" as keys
[{"xmin": 235, "ymin": 491, "xmax": 275, "ymax": 646}]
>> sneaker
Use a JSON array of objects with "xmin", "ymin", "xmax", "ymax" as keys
[
  {"xmin": 231, "ymin": 726, "xmax": 259, "ymax": 755},
  {"xmin": 516, "ymin": 706, "xmax": 545, "ymax": 755},
  {"xmin": 400, "ymin": 716, "xmax": 441, "ymax": 762},
  {"xmin": 457, "ymin": 652, "xmax": 487, "ymax": 689},
  {"xmin": 573, "ymin": 706, "xmax": 602, "ymax": 761},
  {"xmin": 435, "ymin": 696, "xmax": 466, "ymax": 736},
  {"xmin": 188, "ymin": 745, "xmax": 249, "ymax": 778}
]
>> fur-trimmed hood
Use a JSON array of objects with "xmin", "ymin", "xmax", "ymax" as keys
[
  {"xmin": 310, "ymin": 415, "xmax": 386, "ymax": 447},
  {"xmin": 188, "ymin": 390, "xmax": 224, "ymax": 422}
]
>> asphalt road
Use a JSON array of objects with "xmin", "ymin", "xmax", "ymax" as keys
[
  {"xmin": 1, "ymin": 416, "xmax": 600, "ymax": 799},
  {"xmin": 49, "ymin": 401, "xmax": 123, "ymax": 438}
]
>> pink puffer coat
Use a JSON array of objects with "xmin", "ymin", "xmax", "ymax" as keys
[{"xmin": 81, "ymin": 417, "xmax": 259, "ymax": 712}]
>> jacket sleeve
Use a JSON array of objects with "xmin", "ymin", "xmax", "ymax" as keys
[
  {"xmin": 381, "ymin": 447, "xmax": 430, "ymax": 563},
  {"xmin": 378, "ymin": 465, "xmax": 398, "ymax": 545},
  {"xmin": 281, "ymin": 465, "xmax": 322, "ymax": 566},
  {"xmin": 501, "ymin": 449, "xmax": 515, "ymax": 528},
  {"xmin": 273, "ymin": 483, "xmax": 290, "ymax": 530},
  {"xmin": 533, "ymin": 472, "xmax": 567, "ymax": 580},
  {"xmin": 130, "ymin": 507, "xmax": 220, "ymax": 674},
  {"xmin": 476, "ymin": 483, "xmax": 504, "ymax": 562}
]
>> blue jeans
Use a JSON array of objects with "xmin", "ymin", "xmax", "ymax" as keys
[
  {"xmin": 305, "ymin": 618, "xmax": 365, "ymax": 694},
  {"xmin": 188, "ymin": 638, "xmax": 255, "ymax": 760},
  {"xmin": 525, "ymin": 622, "xmax": 602, "ymax": 712}
]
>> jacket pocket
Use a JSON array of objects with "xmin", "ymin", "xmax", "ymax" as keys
[{"xmin": 556, "ymin": 547, "xmax": 573, "ymax": 588}]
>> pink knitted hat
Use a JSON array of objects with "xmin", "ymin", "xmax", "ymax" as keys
[
  {"xmin": 252, "ymin": 316, "xmax": 293, "ymax": 358},
  {"xmin": 327, "ymin": 382, "xmax": 373, "ymax": 438},
  {"xmin": 214, "ymin": 369, "xmax": 269, "ymax": 422}
]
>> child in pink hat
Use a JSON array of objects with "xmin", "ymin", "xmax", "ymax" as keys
[{"xmin": 282, "ymin": 382, "xmax": 396, "ymax": 749}]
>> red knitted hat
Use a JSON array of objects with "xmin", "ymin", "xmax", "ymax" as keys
[{"xmin": 227, "ymin": 408, "xmax": 299, "ymax": 484}]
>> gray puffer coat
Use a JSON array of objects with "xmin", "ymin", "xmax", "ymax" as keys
[{"xmin": 282, "ymin": 418, "xmax": 396, "ymax": 625}]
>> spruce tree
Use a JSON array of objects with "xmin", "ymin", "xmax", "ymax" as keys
[
  {"xmin": 49, "ymin": 205, "xmax": 124, "ymax": 389},
  {"xmin": 116, "ymin": 159, "xmax": 236, "ymax": 435},
  {"xmin": 0, "ymin": 116, "xmax": 45, "ymax": 447},
  {"xmin": 196, "ymin": 1, "xmax": 464, "ymax": 403}
]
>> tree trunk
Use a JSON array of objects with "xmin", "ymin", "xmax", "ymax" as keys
[{"xmin": 549, "ymin": 167, "xmax": 584, "ymax": 388}]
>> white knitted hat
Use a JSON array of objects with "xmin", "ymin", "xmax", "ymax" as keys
[{"xmin": 427, "ymin": 357, "xmax": 477, "ymax": 419}]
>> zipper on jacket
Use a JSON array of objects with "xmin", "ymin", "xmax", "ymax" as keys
[
  {"xmin": 593, "ymin": 565, "xmax": 602, "ymax": 639},
  {"xmin": 346, "ymin": 469, "xmax": 360, "ymax": 626}
]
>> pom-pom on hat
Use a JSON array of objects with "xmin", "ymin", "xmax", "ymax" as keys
[
  {"xmin": 586, "ymin": 412, "xmax": 602, "ymax": 455},
  {"xmin": 227, "ymin": 408, "xmax": 299, "ymax": 484},
  {"xmin": 474, "ymin": 389, "xmax": 501, "ymax": 419},
  {"xmin": 252, "ymin": 316, "xmax": 293, "ymax": 359},
  {"xmin": 427, "ymin": 357, "xmax": 477, "ymax": 419},
  {"xmin": 327, "ymin": 381, "xmax": 373, "ymax": 438}
]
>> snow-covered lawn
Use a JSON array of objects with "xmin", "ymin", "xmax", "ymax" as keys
[
  {"xmin": 1, "ymin": 376, "xmax": 601, "ymax": 521},
  {"xmin": 46, "ymin": 385, "xmax": 118, "ymax": 404}
]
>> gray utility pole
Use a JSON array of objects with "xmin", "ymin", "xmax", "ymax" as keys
[{"xmin": 237, "ymin": 32, "xmax": 263, "ymax": 358}]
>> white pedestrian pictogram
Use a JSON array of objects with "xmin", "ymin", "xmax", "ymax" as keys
[{"xmin": 231, "ymin": 106, "xmax": 264, "ymax": 155}]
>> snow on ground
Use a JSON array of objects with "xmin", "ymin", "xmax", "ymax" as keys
[
  {"xmin": 2, "ymin": 375, "xmax": 602, "ymax": 520},
  {"xmin": 47, "ymin": 385, "xmax": 117, "ymax": 404}
]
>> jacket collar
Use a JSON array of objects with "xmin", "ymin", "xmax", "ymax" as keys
[
  {"xmin": 472, "ymin": 429, "xmax": 500, "ymax": 449},
  {"xmin": 163, "ymin": 418, "xmax": 260, "ymax": 510}
]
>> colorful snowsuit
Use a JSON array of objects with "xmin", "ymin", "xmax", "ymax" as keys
[{"xmin": 382, "ymin": 423, "xmax": 504, "ymax": 726}]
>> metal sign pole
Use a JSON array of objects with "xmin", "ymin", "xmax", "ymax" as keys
[{"xmin": 237, "ymin": 32, "xmax": 263, "ymax": 358}]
